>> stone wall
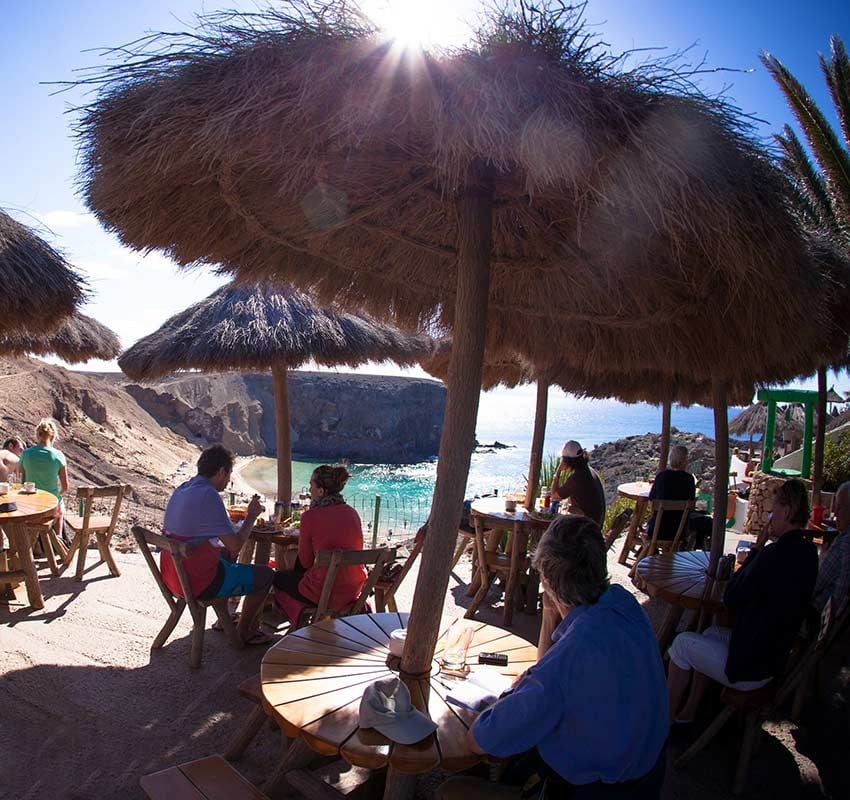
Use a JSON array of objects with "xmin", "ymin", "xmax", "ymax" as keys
[{"xmin": 742, "ymin": 471, "xmax": 812, "ymax": 536}]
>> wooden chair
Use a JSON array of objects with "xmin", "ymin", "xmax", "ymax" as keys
[
  {"xmin": 604, "ymin": 507, "xmax": 633, "ymax": 552},
  {"xmin": 628, "ymin": 499, "xmax": 695, "ymax": 578},
  {"xmin": 464, "ymin": 513, "xmax": 523, "ymax": 626},
  {"xmin": 132, "ymin": 525, "xmax": 244, "ymax": 668},
  {"xmin": 141, "ymin": 755, "xmax": 269, "ymax": 800},
  {"xmin": 63, "ymin": 484, "xmax": 131, "ymax": 581},
  {"xmin": 675, "ymin": 600, "xmax": 844, "ymax": 795},
  {"xmin": 374, "ymin": 538, "xmax": 422, "ymax": 612},
  {"xmin": 292, "ymin": 546, "xmax": 396, "ymax": 630}
]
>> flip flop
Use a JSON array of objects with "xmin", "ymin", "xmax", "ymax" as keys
[
  {"xmin": 212, "ymin": 611, "xmax": 241, "ymax": 632},
  {"xmin": 243, "ymin": 630, "xmax": 275, "ymax": 646}
]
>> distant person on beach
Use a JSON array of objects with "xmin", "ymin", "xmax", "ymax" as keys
[
  {"xmin": 0, "ymin": 435, "xmax": 25, "ymax": 482},
  {"xmin": 19, "ymin": 420, "xmax": 68, "ymax": 537},
  {"xmin": 648, "ymin": 445, "xmax": 713, "ymax": 548},
  {"xmin": 437, "ymin": 516, "xmax": 668, "ymax": 800},
  {"xmin": 550, "ymin": 440, "xmax": 605, "ymax": 526},
  {"xmin": 812, "ymin": 481, "xmax": 850, "ymax": 616},
  {"xmin": 161, "ymin": 444, "xmax": 274, "ymax": 646},
  {"xmin": 273, "ymin": 464, "xmax": 367, "ymax": 625},
  {"xmin": 667, "ymin": 479, "xmax": 817, "ymax": 722}
]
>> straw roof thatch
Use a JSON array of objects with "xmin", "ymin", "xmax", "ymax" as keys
[
  {"xmin": 75, "ymin": 3, "xmax": 850, "ymax": 387},
  {"xmin": 1, "ymin": 312, "xmax": 121, "ymax": 364},
  {"xmin": 422, "ymin": 341, "xmax": 533, "ymax": 391},
  {"xmin": 729, "ymin": 401, "xmax": 805, "ymax": 438},
  {"xmin": 827, "ymin": 386, "xmax": 847, "ymax": 403},
  {"xmin": 118, "ymin": 282, "xmax": 434, "ymax": 380},
  {"xmin": 0, "ymin": 210, "xmax": 86, "ymax": 333}
]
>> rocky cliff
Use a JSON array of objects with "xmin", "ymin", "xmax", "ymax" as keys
[{"xmin": 124, "ymin": 370, "xmax": 446, "ymax": 463}]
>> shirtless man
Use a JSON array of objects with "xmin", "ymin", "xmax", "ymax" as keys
[{"xmin": 0, "ymin": 436, "xmax": 25, "ymax": 482}]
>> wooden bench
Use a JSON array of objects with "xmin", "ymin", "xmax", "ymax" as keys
[{"xmin": 141, "ymin": 755, "xmax": 268, "ymax": 799}]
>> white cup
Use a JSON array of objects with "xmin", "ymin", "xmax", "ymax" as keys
[
  {"xmin": 388, "ymin": 628, "xmax": 407, "ymax": 657},
  {"xmin": 23, "ymin": 482, "xmax": 35, "ymax": 493},
  {"xmin": 0, "ymin": 482, "xmax": 9, "ymax": 495}
]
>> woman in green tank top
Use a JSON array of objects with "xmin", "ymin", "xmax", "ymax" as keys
[{"xmin": 19, "ymin": 418, "xmax": 69, "ymax": 538}]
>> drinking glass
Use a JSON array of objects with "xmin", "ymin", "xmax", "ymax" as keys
[{"xmin": 441, "ymin": 618, "xmax": 474, "ymax": 671}]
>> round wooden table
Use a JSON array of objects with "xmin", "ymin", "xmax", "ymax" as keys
[
  {"xmin": 469, "ymin": 497, "xmax": 553, "ymax": 623},
  {"xmin": 0, "ymin": 488, "xmax": 59, "ymax": 609},
  {"xmin": 632, "ymin": 550, "xmax": 725, "ymax": 650},
  {"xmin": 616, "ymin": 481, "xmax": 653, "ymax": 565},
  {"xmin": 260, "ymin": 612, "xmax": 536, "ymax": 798}
]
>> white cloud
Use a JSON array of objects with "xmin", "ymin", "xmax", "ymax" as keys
[{"xmin": 39, "ymin": 210, "xmax": 97, "ymax": 229}]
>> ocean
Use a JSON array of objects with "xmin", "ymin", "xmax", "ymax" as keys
[{"xmin": 240, "ymin": 385, "xmax": 738, "ymax": 537}]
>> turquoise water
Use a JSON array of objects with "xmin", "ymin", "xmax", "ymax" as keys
[{"xmin": 241, "ymin": 385, "xmax": 736, "ymax": 536}]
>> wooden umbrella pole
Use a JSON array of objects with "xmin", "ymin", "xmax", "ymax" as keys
[
  {"xmin": 272, "ymin": 363, "xmax": 293, "ymax": 516},
  {"xmin": 710, "ymin": 382, "xmax": 729, "ymax": 574},
  {"xmin": 658, "ymin": 400, "xmax": 672, "ymax": 471},
  {"xmin": 524, "ymin": 378, "xmax": 549, "ymax": 510},
  {"xmin": 813, "ymin": 366, "xmax": 827, "ymax": 503},
  {"xmin": 400, "ymin": 168, "xmax": 493, "ymax": 677}
]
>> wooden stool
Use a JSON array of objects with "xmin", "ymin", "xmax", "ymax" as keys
[{"xmin": 141, "ymin": 755, "xmax": 268, "ymax": 799}]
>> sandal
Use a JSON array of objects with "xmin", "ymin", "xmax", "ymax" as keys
[
  {"xmin": 212, "ymin": 611, "xmax": 241, "ymax": 632},
  {"xmin": 243, "ymin": 630, "xmax": 275, "ymax": 646}
]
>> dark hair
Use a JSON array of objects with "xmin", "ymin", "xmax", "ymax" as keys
[
  {"xmin": 775, "ymin": 478, "xmax": 810, "ymax": 527},
  {"xmin": 312, "ymin": 464, "xmax": 351, "ymax": 494},
  {"xmin": 197, "ymin": 444, "xmax": 234, "ymax": 478},
  {"xmin": 563, "ymin": 455, "xmax": 587, "ymax": 469},
  {"xmin": 532, "ymin": 515, "xmax": 610, "ymax": 607},
  {"xmin": 2, "ymin": 437, "xmax": 24, "ymax": 450}
]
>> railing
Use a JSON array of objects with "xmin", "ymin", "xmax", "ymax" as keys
[{"xmin": 346, "ymin": 493, "xmax": 431, "ymax": 545}]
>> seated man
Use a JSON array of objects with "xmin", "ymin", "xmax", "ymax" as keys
[
  {"xmin": 647, "ymin": 444, "xmax": 712, "ymax": 548},
  {"xmin": 550, "ymin": 440, "xmax": 605, "ymax": 527},
  {"xmin": 438, "ymin": 516, "xmax": 669, "ymax": 800},
  {"xmin": 161, "ymin": 444, "xmax": 274, "ymax": 645},
  {"xmin": 0, "ymin": 436, "xmax": 24, "ymax": 482},
  {"xmin": 667, "ymin": 479, "xmax": 818, "ymax": 722},
  {"xmin": 812, "ymin": 481, "xmax": 850, "ymax": 616}
]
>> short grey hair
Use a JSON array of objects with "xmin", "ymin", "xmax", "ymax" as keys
[
  {"xmin": 532, "ymin": 516, "xmax": 610, "ymax": 607},
  {"xmin": 669, "ymin": 445, "xmax": 688, "ymax": 470}
]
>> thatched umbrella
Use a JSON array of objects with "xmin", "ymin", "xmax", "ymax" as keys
[
  {"xmin": 0, "ymin": 312, "xmax": 120, "ymax": 363},
  {"xmin": 0, "ymin": 210, "xmax": 86, "ymax": 334},
  {"xmin": 119, "ymin": 282, "xmax": 434, "ymax": 517},
  {"xmin": 729, "ymin": 401, "xmax": 805, "ymax": 445},
  {"xmin": 75, "ymin": 3, "xmax": 850, "ymax": 708},
  {"xmin": 826, "ymin": 387, "xmax": 846, "ymax": 404}
]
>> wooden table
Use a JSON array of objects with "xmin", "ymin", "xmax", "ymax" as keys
[
  {"xmin": 238, "ymin": 525, "xmax": 300, "ymax": 569},
  {"xmin": 0, "ymin": 488, "xmax": 59, "ymax": 609},
  {"xmin": 616, "ymin": 481, "xmax": 653, "ymax": 565},
  {"xmin": 633, "ymin": 550, "xmax": 725, "ymax": 651},
  {"xmin": 260, "ymin": 612, "xmax": 535, "ymax": 799},
  {"xmin": 468, "ymin": 497, "xmax": 552, "ymax": 624}
]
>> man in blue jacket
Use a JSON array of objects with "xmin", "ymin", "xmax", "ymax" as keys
[{"xmin": 438, "ymin": 515, "xmax": 669, "ymax": 799}]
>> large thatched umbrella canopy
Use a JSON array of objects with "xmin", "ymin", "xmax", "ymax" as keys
[
  {"xmin": 75, "ymin": 2, "xmax": 850, "ymax": 699},
  {"xmin": 0, "ymin": 210, "xmax": 86, "ymax": 334},
  {"xmin": 0, "ymin": 312, "xmax": 120, "ymax": 363},
  {"xmin": 729, "ymin": 401, "xmax": 804, "ymax": 441},
  {"xmin": 119, "ymin": 281, "xmax": 434, "ymax": 512}
]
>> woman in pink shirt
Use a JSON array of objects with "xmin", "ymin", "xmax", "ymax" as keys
[{"xmin": 273, "ymin": 465, "xmax": 367, "ymax": 625}]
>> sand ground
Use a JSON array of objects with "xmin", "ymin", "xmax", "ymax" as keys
[{"xmin": 1, "ymin": 529, "xmax": 847, "ymax": 800}]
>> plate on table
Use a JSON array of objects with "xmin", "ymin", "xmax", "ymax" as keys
[{"xmin": 17, "ymin": 489, "xmax": 37, "ymax": 495}]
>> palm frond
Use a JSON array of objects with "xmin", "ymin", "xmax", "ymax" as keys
[
  {"xmin": 775, "ymin": 125, "xmax": 841, "ymax": 238},
  {"xmin": 821, "ymin": 36, "xmax": 850, "ymax": 148},
  {"xmin": 762, "ymin": 50, "xmax": 850, "ymax": 229}
]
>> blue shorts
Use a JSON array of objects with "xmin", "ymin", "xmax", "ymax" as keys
[{"xmin": 198, "ymin": 558, "xmax": 274, "ymax": 600}]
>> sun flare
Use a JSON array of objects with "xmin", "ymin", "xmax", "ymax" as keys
[{"xmin": 369, "ymin": 0, "xmax": 469, "ymax": 51}]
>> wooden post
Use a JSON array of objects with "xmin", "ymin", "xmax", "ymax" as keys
[
  {"xmin": 710, "ymin": 383, "xmax": 729, "ymax": 574},
  {"xmin": 658, "ymin": 400, "xmax": 672, "ymax": 471},
  {"xmin": 272, "ymin": 363, "xmax": 292, "ymax": 519},
  {"xmin": 524, "ymin": 378, "xmax": 549, "ymax": 510},
  {"xmin": 400, "ymin": 165, "xmax": 493, "ymax": 677},
  {"xmin": 813, "ymin": 366, "xmax": 827, "ymax": 502}
]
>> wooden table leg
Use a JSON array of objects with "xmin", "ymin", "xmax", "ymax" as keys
[
  {"xmin": 503, "ymin": 524, "xmax": 527, "ymax": 627},
  {"xmin": 382, "ymin": 766, "xmax": 417, "ymax": 800},
  {"xmin": 7, "ymin": 524, "xmax": 44, "ymax": 610},
  {"xmin": 618, "ymin": 498, "xmax": 647, "ymax": 565},
  {"xmin": 655, "ymin": 604, "xmax": 685, "ymax": 653},
  {"xmin": 262, "ymin": 736, "xmax": 319, "ymax": 798}
]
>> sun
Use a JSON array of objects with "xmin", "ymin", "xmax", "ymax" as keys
[{"xmin": 368, "ymin": 0, "xmax": 469, "ymax": 51}]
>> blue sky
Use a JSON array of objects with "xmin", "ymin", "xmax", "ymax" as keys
[{"xmin": 1, "ymin": 0, "xmax": 849, "ymax": 387}]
